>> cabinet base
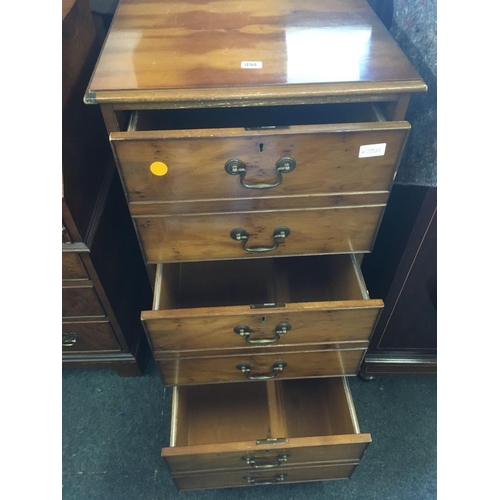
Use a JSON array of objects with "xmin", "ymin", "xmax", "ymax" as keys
[
  {"xmin": 63, "ymin": 336, "xmax": 151, "ymax": 376},
  {"xmin": 360, "ymin": 351, "xmax": 437, "ymax": 377},
  {"xmin": 62, "ymin": 353, "xmax": 142, "ymax": 376}
]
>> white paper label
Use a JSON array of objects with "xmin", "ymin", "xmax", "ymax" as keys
[
  {"xmin": 359, "ymin": 143, "xmax": 386, "ymax": 158},
  {"xmin": 241, "ymin": 61, "xmax": 263, "ymax": 69}
]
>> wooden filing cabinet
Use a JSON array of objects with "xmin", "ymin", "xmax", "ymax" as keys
[
  {"xmin": 63, "ymin": 0, "xmax": 152, "ymax": 375},
  {"xmin": 85, "ymin": 0, "xmax": 426, "ymax": 489}
]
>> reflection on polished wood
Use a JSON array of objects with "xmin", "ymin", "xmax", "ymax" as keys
[{"xmin": 87, "ymin": 0, "xmax": 426, "ymax": 105}]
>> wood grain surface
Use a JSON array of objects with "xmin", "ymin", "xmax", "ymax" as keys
[
  {"xmin": 143, "ymin": 254, "xmax": 381, "ymax": 352},
  {"xmin": 128, "ymin": 192, "xmax": 390, "ymax": 216},
  {"xmin": 134, "ymin": 205, "xmax": 386, "ymax": 262},
  {"xmin": 86, "ymin": 0, "xmax": 426, "ymax": 105},
  {"xmin": 62, "ymin": 321, "xmax": 121, "ymax": 352},
  {"xmin": 111, "ymin": 121, "xmax": 409, "ymax": 203},
  {"xmin": 62, "ymin": 252, "xmax": 88, "ymax": 280},
  {"xmin": 165, "ymin": 435, "xmax": 369, "ymax": 474},
  {"xmin": 144, "ymin": 305, "xmax": 381, "ymax": 352},
  {"xmin": 172, "ymin": 462, "xmax": 358, "ymax": 490},
  {"xmin": 156, "ymin": 347, "xmax": 366, "ymax": 385},
  {"xmin": 164, "ymin": 378, "xmax": 370, "ymax": 472},
  {"xmin": 62, "ymin": 286, "xmax": 106, "ymax": 318}
]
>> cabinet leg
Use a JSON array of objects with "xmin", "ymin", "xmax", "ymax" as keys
[
  {"xmin": 358, "ymin": 362, "xmax": 375, "ymax": 381},
  {"xmin": 357, "ymin": 372, "xmax": 376, "ymax": 382}
]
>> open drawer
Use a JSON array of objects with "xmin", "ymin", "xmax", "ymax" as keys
[
  {"xmin": 110, "ymin": 102, "xmax": 410, "ymax": 207},
  {"xmin": 162, "ymin": 377, "xmax": 371, "ymax": 490},
  {"xmin": 142, "ymin": 254, "xmax": 382, "ymax": 385}
]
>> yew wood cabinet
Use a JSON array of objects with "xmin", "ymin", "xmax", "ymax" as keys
[{"xmin": 85, "ymin": 0, "xmax": 426, "ymax": 490}]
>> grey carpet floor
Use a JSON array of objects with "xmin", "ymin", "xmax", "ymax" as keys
[{"xmin": 62, "ymin": 358, "xmax": 436, "ymax": 499}]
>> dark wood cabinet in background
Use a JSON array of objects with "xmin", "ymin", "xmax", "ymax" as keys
[
  {"xmin": 361, "ymin": 185, "xmax": 437, "ymax": 376},
  {"xmin": 62, "ymin": 0, "xmax": 152, "ymax": 375}
]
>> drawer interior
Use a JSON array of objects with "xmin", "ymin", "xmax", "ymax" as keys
[
  {"xmin": 154, "ymin": 254, "xmax": 368, "ymax": 310},
  {"xmin": 132, "ymin": 102, "xmax": 385, "ymax": 131},
  {"xmin": 172, "ymin": 378, "xmax": 359, "ymax": 447}
]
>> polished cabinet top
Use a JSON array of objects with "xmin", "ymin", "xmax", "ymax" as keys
[{"xmin": 87, "ymin": 0, "xmax": 425, "ymax": 105}]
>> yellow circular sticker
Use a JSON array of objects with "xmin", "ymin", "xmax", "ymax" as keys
[{"xmin": 150, "ymin": 161, "xmax": 168, "ymax": 176}]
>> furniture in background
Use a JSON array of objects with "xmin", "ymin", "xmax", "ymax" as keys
[
  {"xmin": 359, "ymin": 0, "xmax": 437, "ymax": 376},
  {"xmin": 62, "ymin": 0, "xmax": 152, "ymax": 376},
  {"xmin": 85, "ymin": 0, "xmax": 426, "ymax": 490},
  {"xmin": 360, "ymin": 185, "xmax": 437, "ymax": 376}
]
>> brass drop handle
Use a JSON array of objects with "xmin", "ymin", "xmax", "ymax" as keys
[
  {"xmin": 234, "ymin": 323, "xmax": 292, "ymax": 344},
  {"xmin": 244, "ymin": 473, "xmax": 288, "ymax": 485},
  {"xmin": 62, "ymin": 332, "xmax": 78, "ymax": 347},
  {"xmin": 225, "ymin": 157, "xmax": 296, "ymax": 189},
  {"xmin": 236, "ymin": 361, "xmax": 287, "ymax": 380},
  {"xmin": 230, "ymin": 226, "xmax": 291, "ymax": 253},
  {"xmin": 242, "ymin": 454, "xmax": 289, "ymax": 469}
]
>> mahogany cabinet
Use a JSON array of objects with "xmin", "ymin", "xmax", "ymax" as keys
[
  {"xmin": 360, "ymin": 185, "xmax": 437, "ymax": 376},
  {"xmin": 62, "ymin": 0, "xmax": 152, "ymax": 375}
]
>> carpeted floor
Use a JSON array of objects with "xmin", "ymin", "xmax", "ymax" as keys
[{"xmin": 62, "ymin": 357, "xmax": 436, "ymax": 499}]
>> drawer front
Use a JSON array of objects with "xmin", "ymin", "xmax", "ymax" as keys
[
  {"xmin": 62, "ymin": 286, "xmax": 106, "ymax": 318},
  {"xmin": 156, "ymin": 348, "xmax": 366, "ymax": 385},
  {"xmin": 62, "ymin": 321, "xmax": 121, "ymax": 352},
  {"xmin": 135, "ymin": 205, "xmax": 385, "ymax": 263},
  {"xmin": 172, "ymin": 462, "xmax": 358, "ymax": 490},
  {"xmin": 143, "ymin": 304, "xmax": 382, "ymax": 353},
  {"xmin": 164, "ymin": 436, "xmax": 370, "ymax": 474},
  {"xmin": 62, "ymin": 252, "xmax": 88, "ymax": 280},
  {"xmin": 111, "ymin": 123, "xmax": 409, "ymax": 203}
]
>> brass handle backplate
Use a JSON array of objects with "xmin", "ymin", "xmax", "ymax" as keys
[
  {"xmin": 244, "ymin": 473, "xmax": 288, "ymax": 485},
  {"xmin": 62, "ymin": 332, "xmax": 78, "ymax": 347},
  {"xmin": 230, "ymin": 226, "xmax": 290, "ymax": 253},
  {"xmin": 225, "ymin": 157, "xmax": 296, "ymax": 189},
  {"xmin": 241, "ymin": 454, "xmax": 289, "ymax": 469},
  {"xmin": 234, "ymin": 322, "xmax": 291, "ymax": 344},
  {"xmin": 236, "ymin": 361, "xmax": 287, "ymax": 380}
]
